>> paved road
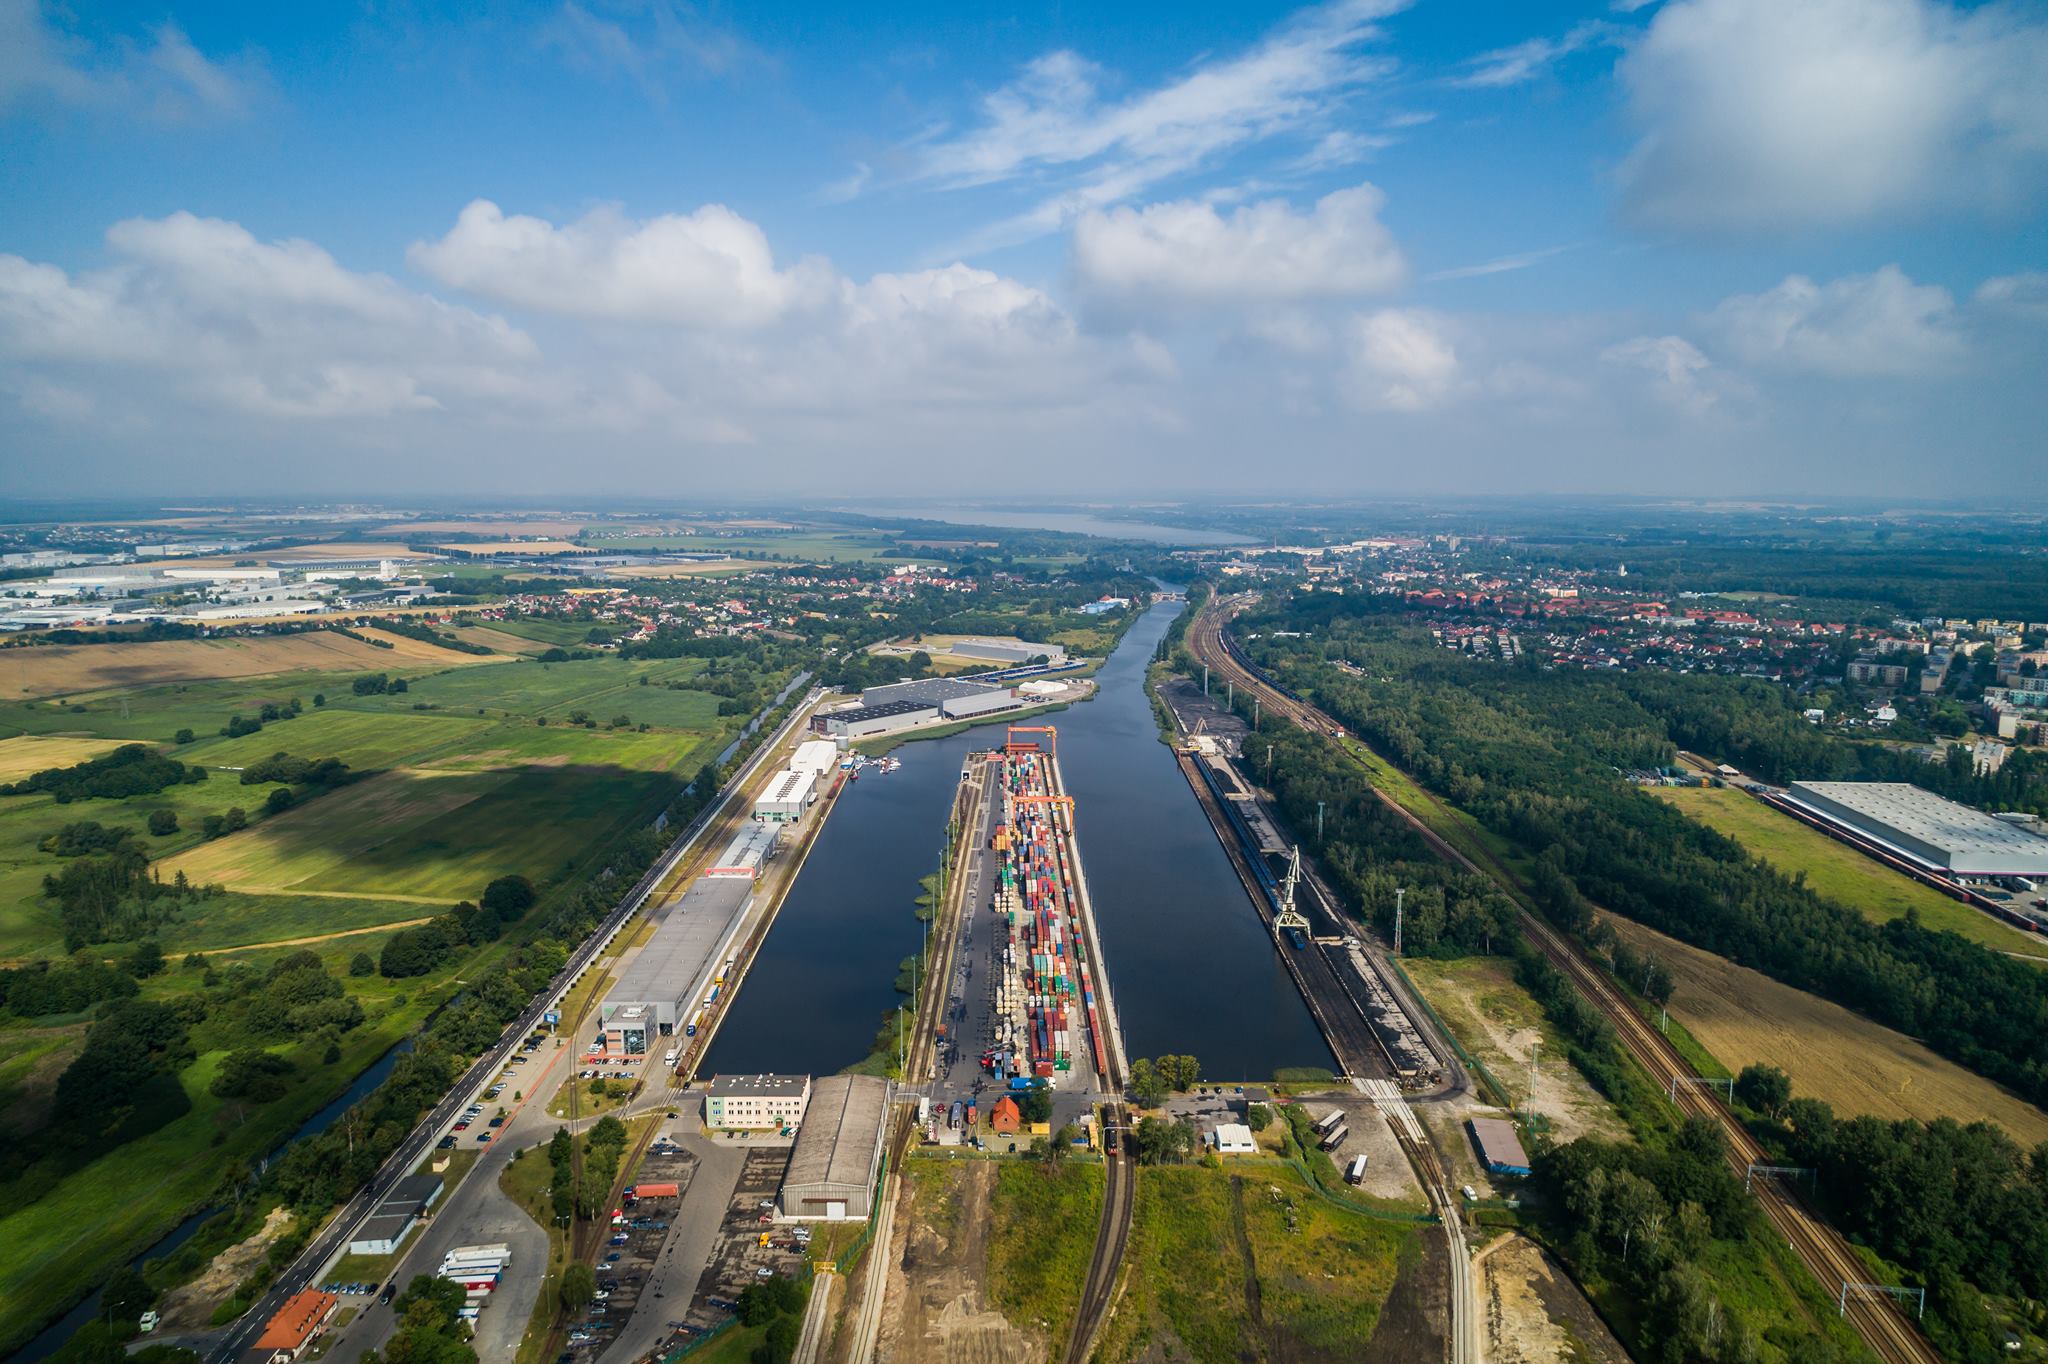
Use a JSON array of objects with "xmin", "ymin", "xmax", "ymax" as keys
[
  {"xmin": 597, "ymin": 1132, "xmax": 749, "ymax": 1364},
  {"xmin": 198, "ymin": 684, "xmax": 821, "ymax": 1364}
]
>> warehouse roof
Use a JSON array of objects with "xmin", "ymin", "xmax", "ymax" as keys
[
  {"xmin": 862, "ymin": 675, "xmax": 1018, "ymax": 707},
  {"xmin": 1786, "ymin": 781, "xmax": 2048, "ymax": 872},
  {"xmin": 604, "ymin": 876, "xmax": 752, "ymax": 1014},
  {"xmin": 1469, "ymin": 1117, "xmax": 1531, "ymax": 1174},
  {"xmin": 785, "ymin": 1075, "xmax": 890, "ymax": 1194},
  {"xmin": 823, "ymin": 698, "xmax": 940, "ymax": 725}
]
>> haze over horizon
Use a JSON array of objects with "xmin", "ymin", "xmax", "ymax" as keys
[{"xmin": 3, "ymin": 0, "xmax": 2045, "ymax": 500}]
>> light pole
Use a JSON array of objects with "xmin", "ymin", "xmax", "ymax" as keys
[
  {"xmin": 1393, "ymin": 887, "xmax": 1405, "ymax": 956},
  {"xmin": 1316, "ymin": 800, "xmax": 1325, "ymax": 843}
]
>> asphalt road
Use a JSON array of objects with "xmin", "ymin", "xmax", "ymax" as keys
[{"xmin": 200, "ymin": 685, "xmax": 820, "ymax": 1364}]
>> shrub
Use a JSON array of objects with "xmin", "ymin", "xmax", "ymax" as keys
[{"xmin": 148, "ymin": 809, "xmax": 179, "ymax": 836}]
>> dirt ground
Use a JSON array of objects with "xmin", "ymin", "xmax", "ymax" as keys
[
  {"xmin": 1294, "ymin": 1094, "xmax": 1425, "ymax": 1204},
  {"xmin": 1480, "ymin": 1234, "xmax": 1630, "ymax": 1364},
  {"xmin": 155, "ymin": 1206, "xmax": 296, "ymax": 1331},
  {"xmin": 1606, "ymin": 914, "xmax": 2048, "ymax": 1144},
  {"xmin": 874, "ymin": 1161, "xmax": 1040, "ymax": 1364},
  {"xmin": 1402, "ymin": 957, "xmax": 1628, "ymax": 1145}
]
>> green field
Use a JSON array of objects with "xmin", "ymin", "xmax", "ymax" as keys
[
  {"xmin": 1655, "ymin": 784, "xmax": 2042, "ymax": 956},
  {"xmin": 1096, "ymin": 1161, "xmax": 1414, "ymax": 1362},
  {"xmin": 0, "ymin": 669, "xmax": 414, "ymax": 745},
  {"xmin": 328, "ymin": 655, "xmax": 708, "ymax": 719},
  {"xmin": 580, "ymin": 530, "xmax": 901, "ymax": 562},
  {"xmin": 986, "ymin": 1160, "xmax": 1104, "ymax": 1349},
  {"xmin": 179, "ymin": 708, "xmax": 495, "ymax": 771},
  {"xmin": 481, "ymin": 617, "xmax": 607, "ymax": 648}
]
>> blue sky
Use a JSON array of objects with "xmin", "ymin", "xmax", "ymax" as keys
[{"xmin": 2, "ymin": 0, "xmax": 2044, "ymax": 499}]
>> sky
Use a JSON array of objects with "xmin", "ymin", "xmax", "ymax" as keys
[{"xmin": 1, "ymin": 0, "xmax": 2045, "ymax": 501}]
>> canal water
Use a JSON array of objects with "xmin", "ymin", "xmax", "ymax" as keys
[{"xmin": 704, "ymin": 596, "xmax": 1332, "ymax": 1082}]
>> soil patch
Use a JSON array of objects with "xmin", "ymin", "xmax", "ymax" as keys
[
  {"xmin": 1481, "ymin": 1233, "xmax": 1629, "ymax": 1364},
  {"xmin": 877, "ymin": 1160, "xmax": 1039, "ymax": 1364},
  {"xmin": 155, "ymin": 1206, "xmax": 296, "ymax": 1332}
]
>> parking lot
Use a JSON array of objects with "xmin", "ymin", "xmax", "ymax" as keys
[
  {"xmin": 563, "ymin": 1143, "xmax": 699, "ymax": 1360},
  {"xmin": 679, "ymin": 1148, "xmax": 808, "ymax": 1333}
]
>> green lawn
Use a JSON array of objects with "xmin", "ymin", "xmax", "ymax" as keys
[
  {"xmin": 328, "ymin": 655, "xmax": 707, "ymax": 720},
  {"xmin": 481, "ymin": 617, "xmax": 608, "ymax": 648},
  {"xmin": 150, "ymin": 891, "xmax": 433, "ymax": 953},
  {"xmin": 985, "ymin": 1161, "xmax": 1103, "ymax": 1347},
  {"xmin": 0, "ymin": 668, "xmax": 457, "ymax": 745},
  {"xmin": 1655, "ymin": 784, "xmax": 2042, "ymax": 955},
  {"xmin": 424, "ymin": 721, "xmax": 714, "ymax": 774},
  {"xmin": 1095, "ymin": 1161, "xmax": 1414, "ymax": 1363}
]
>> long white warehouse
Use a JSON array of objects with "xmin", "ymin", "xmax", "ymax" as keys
[{"xmin": 1784, "ymin": 781, "xmax": 2048, "ymax": 877}]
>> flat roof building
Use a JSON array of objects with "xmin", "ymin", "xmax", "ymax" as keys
[
  {"xmin": 1785, "ymin": 781, "xmax": 2048, "ymax": 877},
  {"xmin": 705, "ymin": 1073, "xmax": 812, "ymax": 1131},
  {"xmin": 347, "ymin": 1173, "xmax": 444, "ymax": 1256},
  {"xmin": 1469, "ymin": 1117, "xmax": 1532, "ymax": 1177},
  {"xmin": 601, "ymin": 876, "xmax": 753, "ymax": 1036},
  {"xmin": 706, "ymin": 820, "xmax": 780, "ymax": 880},
  {"xmin": 780, "ymin": 1075, "xmax": 892, "ymax": 1221},
  {"xmin": 790, "ymin": 738, "xmax": 841, "ymax": 776},
  {"xmin": 1209, "ymin": 1122, "xmax": 1257, "ymax": 1154},
  {"xmin": 949, "ymin": 638, "xmax": 1065, "ymax": 665},
  {"xmin": 754, "ymin": 768, "xmax": 817, "ymax": 823},
  {"xmin": 861, "ymin": 675, "xmax": 1021, "ymax": 708},
  {"xmin": 814, "ymin": 698, "xmax": 941, "ymax": 739}
]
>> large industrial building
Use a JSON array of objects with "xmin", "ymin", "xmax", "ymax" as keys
[
  {"xmin": 753, "ymin": 769, "xmax": 818, "ymax": 823},
  {"xmin": 818, "ymin": 679, "xmax": 1026, "ymax": 739},
  {"xmin": 1784, "ymin": 781, "xmax": 2048, "ymax": 877},
  {"xmin": 599, "ymin": 875, "xmax": 753, "ymax": 1040},
  {"xmin": 948, "ymin": 637, "xmax": 1066, "ymax": 665},
  {"xmin": 779, "ymin": 1075, "xmax": 892, "ymax": 1220},
  {"xmin": 706, "ymin": 821, "xmax": 780, "ymax": 880},
  {"xmin": 789, "ymin": 739, "xmax": 841, "ymax": 777}
]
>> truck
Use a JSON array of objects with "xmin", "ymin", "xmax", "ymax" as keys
[
  {"xmin": 1318, "ymin": 1125, "xmax": 1349, "ymax": 1152},
  {"xmin": 1345, "ymin": 1153, "xmax": 1369, "ymax": 1185},
  {"xmin": 664, "ymin": 1048, "xmax": 679, "ymax": 1067},
  {"xmin": 1311, "ymin": 1109, "xmax": 1345, "ymax": 1139}
]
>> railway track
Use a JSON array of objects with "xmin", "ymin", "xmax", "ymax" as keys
[
  {"xmin": 1063, "ymin": 1110, "xmax": 1136, "ymax": 1364},
  {"xmin": 1188, "ymin": 604, "xmax": 1941, "ymax": 1364}
]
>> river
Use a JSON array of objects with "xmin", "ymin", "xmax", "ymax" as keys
[{"xmin": 702, "ymin": 596, "xmax": 1332, "ymax": 1081}]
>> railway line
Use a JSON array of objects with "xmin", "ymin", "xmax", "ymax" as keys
[
  {"xmin": 1063, "ymin": 1105, "xmax": 1136, "ymax": 1364},
  {"xmin": 1188, "ymin": 602, "xmax": 1941, "ymax": 1364}
]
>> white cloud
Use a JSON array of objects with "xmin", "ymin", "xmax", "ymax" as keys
[
  {"xmin": 907, "ymin": 0, "xmax": 1408, "ymax": 250},
  {"xmin": 0, "ymin": 212, "xmax": 536, "ymax": 420},
  {"xmin": 0, "ymin": 1, "xmax": 263, "ymax": 120},
  {"xmin": 1616, "ymin": 0, "xmax": 2048, "ymax": 230},
  {"xmin": 1601, "ymin": 334, "xmax": 1723, "ymax": 414},
  {"xmin": 408, "ymin": 199, "xmax": 837, "ymax": 328},
  {"xmin": 1422, "ymin": 245, "xmax": 1574, "ymax": 283},
  {"xmin": 1072, "ymin": 184, "xmax": 1406, "ymax": 315},
  {"xmin": 1453, "ymin": 21, "xmax": 1614, "ymax": 89},
  {"xmin": 1705, "ymin": 265, "xmax": 1964, "ymax": 376},
  {"xmin": 1974, "ymin": 271, "xmax": 2048, "ymax": 320},
  {"xmin": 540, "ymin": 0, "xmax": 757, "ymax": 96},
  {"xmin": 1343, "ymin": 308, "xmax": 1457, "ymax": 410}
]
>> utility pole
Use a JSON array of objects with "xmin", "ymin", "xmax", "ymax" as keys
[
  {"xmin": 1203, "ymin": 665, "xmax": 1209, "ymax": 696},
  {"xmin": 1266, "ymin": 743, "xmax": 1274, "ymax": 779},
  {"xmin": 1253, "ymin": 697, "xmax": 1261, "ymax": 731},
  {"xmin": 1526, "ymin": 1040, "xmax": 1541, "ymax": 1118},
  {"xmin": 1227, "ymin": 681, "xmax": 1233, "ymax": 709},
  {"xmin": 1316, "ymin": 800, "xmax": 1325, "ymax": 843},
  {"xmin": 1393, "ymin": 887, "xmax": 1405, "ymax": 956}
]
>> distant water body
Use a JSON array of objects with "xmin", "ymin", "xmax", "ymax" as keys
[{"xmin": 846, "ymin": 506, "xmax": 1251, "ymax": 546}]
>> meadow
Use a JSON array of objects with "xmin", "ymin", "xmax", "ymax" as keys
[
  {"xmin": 1095, "ymin": 1161, "xmax": 1414, "ymax": 1363},
  {"xmin": 1653, "ymin": 784, "xmax": 2046, "ymax": 958},
  {"xmin": 579, "ymin": 530, "xmax": 902, "ymax": 562},
  {"xmin": 1605, "ymin": 913, "xmax": 2048, "ymax": 1143},
  {"xmin": 0, "ymin": 734, "xmax": 131, "ymax": 780}
]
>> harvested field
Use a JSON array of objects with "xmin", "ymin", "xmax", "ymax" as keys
[
  {"xmin": 603, "ymin": 561, "xmax": 750, "ymax": 579},
  {"xmin": 436, "ymin": 539, "xmax": 591, "ymax": 555},
  {"xmin": 1480, "ymin": 1233, "xmax": 1629, "ymax": 1364},
  {"xmin": 448, "ymin": 625, "xmax": 556, "ymax": 656},
  {"xmin": 1606, "ymin": 912, "xmax": 2048, "ymax": 1143},
  {"xmin": 1401, "ymin": 956, "xmax": 1628, "ymax": 1143},
  {"xmin": 373, "ymin": 519, "xmax": 595, "ymax": 537},
  {"xmin": 0, "ymin": 632, "xmax": 498, "ymax": 699},
  {"xmin": 1655, "ymin": 785, "xmax": 2046, "ymax": 958},
  {"xmin": 877, "ymin": 1160, "xmax": 1041, "ymax": 1364},
  {"xmin": 0, "ymin": 734, "xmax": 132, "ymax": 780}
]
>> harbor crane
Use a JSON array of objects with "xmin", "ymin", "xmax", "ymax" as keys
[{"xmin": 1274, "ymin": 845, "xmax": 1312, "ymax": 949}]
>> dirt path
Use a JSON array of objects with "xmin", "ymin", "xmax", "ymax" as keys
[{"xmin": 204, "ymin": 916, "xmax": 435, "ymax": 953}]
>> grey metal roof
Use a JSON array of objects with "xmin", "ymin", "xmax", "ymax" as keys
[
  {"xmin": 784, "ymin": 1075, "xmax": 890, "ymax": 1195},
  {"xmin": 1787, "ymin": 781, "xmax": 2048, "ymax": 873},
  {"xmin": 860, "ymin": 676, "xmax": 1015, "ymax": 707},
  {"xmin": 604, "ymin": 875, "xmax": 752, "ymax": 1014}
]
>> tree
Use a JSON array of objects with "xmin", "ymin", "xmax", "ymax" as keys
[
  {"xmin": 224, "ymin": 807, "xmax": 247, "ymax": 833},
  {"xmin": 264, "ymin": 786, "xmax": 295, "ymax": 815},
  {"xmin": 127, "ymin": 938, "xmax": 165, "ymax": 978},
  {"xmin": 173, "ymin": 728, "xmax": 195, "ymax": 745},
  {"xmin": 1246, "ymin": 1104, "xmax": 1272, "ymax": 1132},
  {"xmin": 349, "ymin": 951, "xmax": 375, "ymax": 977},
  {"xmin": 559, "ymin": 1261, "xmax": 596, "ymax": 1312},
  {"xmin": 101, "ymin": 1264, "xmax": 156, "ymax": 1323},
  {"xmin": 1734, "ymin": 1064, "xmax": 1793, "ymax": 1122},
  {"xmin": 147, "ymin": 809, "xmax": 178, "ymax": 836},
  {"xmin": 1128, "ymin": 1058, "xmax": 1166, "ymax": 1107},
  {"xmin": 1019, "ymin": 1087, "xmax": 1053, "ymax": 1125}
]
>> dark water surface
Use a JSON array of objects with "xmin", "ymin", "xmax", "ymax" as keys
[{"xmin": 705, "ymin": 597, "xmax": 1332, "ymax": 1081}]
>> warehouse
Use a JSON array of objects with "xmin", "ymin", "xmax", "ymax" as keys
[
  {"xmin": 861, "ymin": 675, "xmax": 1018, "ymax": 708},
  {"xmin": 779, "ymin": 1075, "xmax": 892, "ymax": 1220},
  {"xmin": 705, "ymin": 1073, "xmax": 812, "ymax": 1131},
  {"xmin": 753, "ymin": 768, "xmax": 817, "ymax": 823},
  {"xmin": 1785, "ymin": 781, "xmax": 2048, "ymax": 877},
  {"xmin": 790, "ymin": 738, "xmax": 841, "ymax": 777},
  {"xmin": 1468, "ymin": 1117, "xmax": 1532, "ymax": 1177},
  {"xmin": 949, "ymin": 637, "xmax": 1066, "ymax": 665},
  {"xmin": 705, "ymin": 821, "xmax": 780, "ymax": 880},
  {"xmin": 347, "ymin": 1173, "xmax": 444, "ymax": 1256},
  {"xmin": 600, "ymin": 876, "xmax": 753, "ymax": 1035},
  {"xmin": 815, "ymin": 698, "xmax": 941, "ymax": 739}
]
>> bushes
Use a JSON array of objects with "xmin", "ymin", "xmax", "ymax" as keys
[
  {"xmin": 350, "ymin": 674, "xmax": 408, "ymax": 695},
  {"xmin": 239, "ymin": 752, "xmax": 350, "ymax": 787},
  {"xmin": 147, "ymin": 809, "xmax": 179, "ymax": 836},
  {"xmin": 0, "ymin": 957, "xmax": 139, "ymax": 1017},
  {"xmin": 211, "ymin": 1050, "xmax": 295, "ymax": 1103}
]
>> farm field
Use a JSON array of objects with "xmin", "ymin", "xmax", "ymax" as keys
[
  {"xmin": 1401, "ymin": 956, "xmax": 1627, "ymax": 1143},
  {"xmin": 1605, "ymin": 912, "xmax": 2048, "ymax": 1143},
  {"xmin": 581, "ymin": 530, "xmax": 900, "ymax": 562},
  {"xmin": 371, "ymin": 519, "xmax": 599, "ymax": 537},
  {"xmin": 429, "ymin": 723, "xmax": 715, "ymax": 774},
  {"xmin": 161, "ymin": 764, "xmax": 670, "ymax": 900},
  {"xmin": 149, "ymin": 891, "xmax": 433, "ymax": 953},
  {"xmin": 0, "ymin": 630, "xmax": 501, "ymax": 700},
  {"xmin": 466, "ymin": 616, "xmax": 597, "ymax": 647},
  {"xmin": 446, "ymin": 624, "xmax": 557, "ymax": 655},
  {"xmin": 600, "ymin": 560, "xmax": 752, "ymax": 579},
  {"xmin": 329, "ymin": 654, "xmax": 709, "ymax": 718},
  {"xmin": 133, "ymin": 541, "xmax": 434, "ymax": 566},
  {"xmin": 1654, "ymin": 784, "xmax": 2045, "ymax": 958},
  {"xmin": 1095, "ymin": 1161, "xmax": 1414, "ymax": 1363},
  {"xmin": 0, "ymin": 734, "xmax": 131, "ymax": 780},
  {"xmin": 435, "ymin": 539, "xmax": 590, "ymax": 555},
  {"xmin": 179, "ymin": 708, "xmax": 494, "ymax": 771}
]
